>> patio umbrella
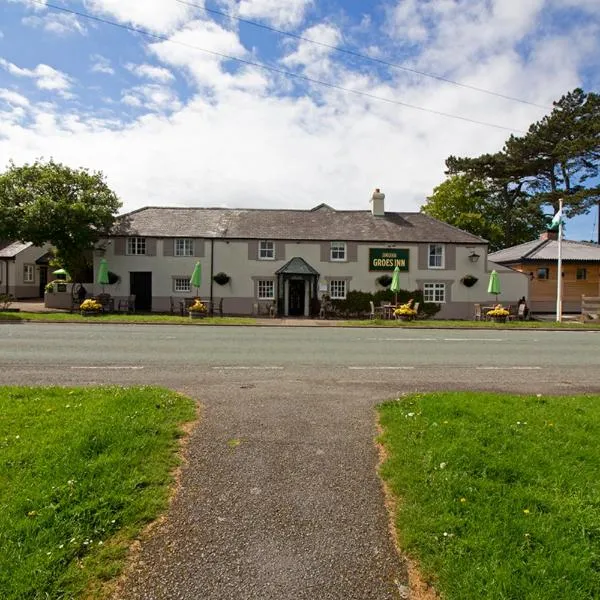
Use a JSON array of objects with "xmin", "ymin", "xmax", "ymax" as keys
[
  {"xmin": 390, "ymin": 265, "xmax": 401, "ymax": 305},
  {"xmin": 52, "ymin": 268, "xmax": 69, "ymax": 280},
  {"xmin": 190, "ymin": 261, "xmax": 202, "ymax": 296},
  {"xmin": 96, "ymin": 258, "xmax": 110, "ymax": 293},
  {"xmin": 487, "ymin": 269, "xmax": 501, "ymax": 301}
]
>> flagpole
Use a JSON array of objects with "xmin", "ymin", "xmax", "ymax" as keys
[{"xmin": 556, "ymin": 198, "xmax": 563, "ymax": 322}]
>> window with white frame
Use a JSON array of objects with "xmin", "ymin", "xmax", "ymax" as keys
[
  {"xmin": 330, "ymin": 241, "xmax": 346, "ymax": 261},
  {"xmin": 175, "ymin": 238, "xmax": 193, "ymax": 257},
  {"xmin": 428, "ymin": 244, "xmax": 445, "ymax": 269},
  {"xmin": 259, "ymin": 240, "xmax": 275, "ymax": 260},
  {"xmin": 173, "ymin": 277, "xmax": 191, "ymax": 293},
  {"xmin": 23, "ymin": 264, "xmax": 34, "ymax": 283},
  {"xmin": 257, "ymin": 280, "xmax": 274, "ymax": 299},
  {"xmin": 329, "ymin": 280, "xmax": 347, "ymax": 299},
  {"xmin": 423, "ymin": 282, "xmax": 445, "ymax": 303},
  {"xmin": 127, "ymin": 237, "xmax": 146, "ymax": 255}
]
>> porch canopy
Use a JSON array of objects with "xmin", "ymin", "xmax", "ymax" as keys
[{"xmin": 275, "ymin": 257, "xmax": 320, "ymax": 317}]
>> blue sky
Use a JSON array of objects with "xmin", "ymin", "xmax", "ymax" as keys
[{"xmin": 0, "ymin": 0, "xmax": 598, "ymax": 242}]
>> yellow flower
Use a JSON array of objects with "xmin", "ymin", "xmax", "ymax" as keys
[
  {"xmin": 523, "ymin": 509, "xmax": 530, "ymax": 515},
  {"xmin": 460, "ymin": 497, "xmax": 467, "ymax": 503}
]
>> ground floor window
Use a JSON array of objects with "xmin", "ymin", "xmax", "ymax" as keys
[
  {"xmin": 23, "ymin": 264, "xmax": 34, "ymax": 283},
  {"xmin": 173, "ymin": 277, "xmax": 191, "ymax": 293},
  {"xmin": 576, "ymin": 268, "xmax": 587, "ymax": 280},
  {"xmin": 258, "ymin": 280, "xmax": 274, "ymax": 299},
  {"xmin": 423, "ymin": 282, "xmax": 445, "ymax": 303},
  {"xmin": 329, "ymin": 280, "xmax": 347, "ymax": 300}
]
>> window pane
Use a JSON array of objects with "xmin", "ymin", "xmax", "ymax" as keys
[
  {"xmin": 576, "ymin": 268, "xmax": 587, "ymax": 280},
  {"xmin": 428, "ymin": 244, "xmax": 444, "ymax": 268},
  {"xmin": 258, "ymin": 280, "xmax": 274, "ymax": 299},
  {"xmin": 424, "ymin": 282, "xmax": 445, "ymax": 303},
  {"xmin": 330, "ymin": 280, "xmax": 346, "ymax": 299},
  {"xmin": 330, "ymin": 242, "xmax": 346, "ymax": 261},
  {"xmin": 174, "ymin": 278, "xmax": 191, "ymax": 292},
  {"xmin": 175, "ymin": 239, "xmax": 193, "ymax": 256},
  {"xmin": 127, "ymin": 237, "xmax": 146, "ymax": 255},
  {"xmin": 259, "ymin": 241, "xmax": 274, "ymax": 259}
]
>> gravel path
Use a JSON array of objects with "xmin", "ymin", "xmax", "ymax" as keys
[{"xmin": 117, "ymin": 377, "xmax": 406, "ymax": 600}]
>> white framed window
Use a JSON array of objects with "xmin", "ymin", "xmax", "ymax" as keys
[
  {"xmin": 23, "ymin": 264, "xmax": 34, "ymax": 283},
  {"xmin": 259, "ymin": 240, "xmax": 275, "ymax": 260},
  {"xmin": 423, "ymin": 282, "xmax": 445, "ymax": 303},
  {"xmin": 428, "ymin": 244, "xmax": 445, "ymax": 269},
  {"xmin": 173, "ymin": 277, "xmax": 191, "ymax": 293},
  {"xmin": 257, "ymin": 280, "xmax": 274, "ymax": 299},
  {"xmin": 127, "ymin": 237, "xmax": 146, "ymax": 255},
  {"xmin": 175, "ymin": 238, "xmax": 193, "ymax": 257},
  {"xmin": 329, "ymin": 280, "xmax": 347, "ymax": 300},
  {"xmin": 330, "ymin": 241, "xmax": 346, "ymax": 261}
]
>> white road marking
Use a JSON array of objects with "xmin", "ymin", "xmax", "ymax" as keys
[
  {"xmin": 444, "ymin": 338, "xmax": 504, "ymax": 342},
  {"xmin": 212, "ymin": 366, "xmax": 284, "ymax": 370},
  {"xmin": 476, "ymin": 366, "xmax": 541, "ymax": 370},
  {"xmin": 70, "ymin": 366, "xmax": 144, "ymax": 370},
  {"xmin": 349, "ymin": 366, "xmax": 415, "ymax": 370}
]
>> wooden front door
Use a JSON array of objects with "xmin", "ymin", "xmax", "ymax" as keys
[
  {"xmin": 288, "ymin": 279, "xmax": 305, "ymax": 316},
  {"xmin": 130, "ymin": 272, "xmax": 152, "ymax": 311}
]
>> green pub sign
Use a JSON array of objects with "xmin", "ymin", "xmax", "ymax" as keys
[{"xmin": 369, "ymin": 248, "xmax": 409, "ymax": 271}]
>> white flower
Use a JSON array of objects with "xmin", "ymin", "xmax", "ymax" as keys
[{"xmin": 439, "ymin": 462, "xmax": 447, "ymax": 469}]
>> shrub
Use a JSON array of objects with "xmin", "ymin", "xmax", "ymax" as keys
[{"xmin": 0, "ymin": 293, "xmax": 15, "ymax": 310}]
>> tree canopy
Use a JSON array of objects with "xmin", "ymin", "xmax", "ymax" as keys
[
  {"xmin": 422, "ymin": 88, "xmax": 600, "ymax": 249},
  {"xmin": 0, "ymin": 160, "xmax": 121, "ymax": 279}
]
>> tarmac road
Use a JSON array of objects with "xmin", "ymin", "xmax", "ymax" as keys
[{"xmin": 1, "ymin": 323, "xmax": 599, "ymax": 599}]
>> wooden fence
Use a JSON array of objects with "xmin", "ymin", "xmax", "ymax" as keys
[{"xmin": 581, "ymin": 295, "xmax": 600, "ymax": 320}]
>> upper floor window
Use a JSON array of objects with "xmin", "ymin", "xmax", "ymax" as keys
[
  {"xmin": 175, "ymin": 238, "xmax": 193, "ymax": 257},
  {"xmin": 537, "ymin": 268, "xmax": 549, "ymax": 280},
  {"xmin": 127, "ymin": 237, "xmax": 146, "ymax": 255},
  {"xmin": 428, "ymin": 244, "xmax": 444, "ymax": 269},
  {"xmin": 23, "ymin": 264, "xmax": 34, "ymax": 283},
  {"xmin": 576, "ymin": 268, "xmax": 587, "ymax": 280},
  {"xmin": 259, "ymin": 240, "xmax": 275, "ymax": 260},
  {"xmin": 330, "ymin": 241, "xmax": 347, "ymax": 261}
]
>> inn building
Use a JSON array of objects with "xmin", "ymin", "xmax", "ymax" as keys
[{"xmin": 94, "ymin": 190, "xmax": 528, "ymax": 318}]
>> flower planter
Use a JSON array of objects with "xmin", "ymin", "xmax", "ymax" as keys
[
  {"xmin": 492, "ymin": 316, "xmax": 507, "ymax": 323},
  {"xmin": 396, "ymin": 314, "xmax": 414, "ymax": 321},
  {"xmin": 81, "ymin": 310, "xmax": 101, "ymax": 317},
  {"xmin": 188, "ymin": 311, "xmax": 206, "ymax": 319}
]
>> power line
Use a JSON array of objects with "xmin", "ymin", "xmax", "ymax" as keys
[
  {"xmin": 31, "ymin": 0, "xmax": 527, "ymax": 133},
  {"xmin": 174, "ymin": 0, "xmax": 552, "ymax": 111}
]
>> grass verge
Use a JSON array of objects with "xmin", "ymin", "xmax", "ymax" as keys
[
  {"xmin": 0, "ymin": 386, "xmax": 196, "ymax": 600},
  {"xmin": 378, "ymin": 392, "xmax": 600, "ymax": 599}
]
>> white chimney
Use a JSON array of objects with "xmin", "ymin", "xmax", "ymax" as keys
[{"xmin": 370, "ymin": 188, "xmax": 385, "ymax": 216}]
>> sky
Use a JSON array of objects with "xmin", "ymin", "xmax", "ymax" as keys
[{"xmin": 0, "ymin": 0, "xmax": 599, "ymax": 242}]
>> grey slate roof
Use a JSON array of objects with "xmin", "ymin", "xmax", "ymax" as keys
[
  {"xmin": 0, "ymin": 241, "xmax": 32, "ymax": 258},
  {"xmin": 489, "ymin": 239, "xmax": 600, "ymax": 263},
  {"xmin": 115, "ymin": 207, "xmax": 486, "ymax": 244},
  {"xmin": 276, "ymin": 257, "xmax": 320, "ymax": 276}
]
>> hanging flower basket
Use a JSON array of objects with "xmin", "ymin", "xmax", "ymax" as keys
[
  {"xmin": 460, "ymin": 275, "xmax": 478, "ymax": 288},
  {"xmin": 376, "ymin": 274, "xmax": 393, "ymax": 288},
  {"xmin": 213, "ymin": 272, "xmax": 230, "ymax": 286}
]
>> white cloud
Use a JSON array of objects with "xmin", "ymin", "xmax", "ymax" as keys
[
  {"xmin": 0, "ymin": 89, "xmax": 30, "ymax": 107},
  {"xmin": 235, "ymin": 0, "xmax": 312, "ymax": 28},
  {"xmin": 282, "ymin": 23, "xmax": 342, "ymax": 77},
  {"xmin": 125, "ymin": 63, "xmax": 175, "ymax": 83},
  {"xmin": 0, "ymin": 59, "xmax": 74, "ymax": 96},
  {"xmin": 90, "ymin": 54, "xmax": 115, "ymax": 75},
  {"xmin": 83, "ymin": 0, "xmax": 197, "ymax": 33},
  {"xmin": 21, "ymin": 12, "xmax": 87, "ymax": 35},
  {"xmin": 6, "ymin": 0, "xmax": 46, "ymax": 11},
  {"xmin": 120, "ymin": 84, "xmax": 181, "ymax": 112}
]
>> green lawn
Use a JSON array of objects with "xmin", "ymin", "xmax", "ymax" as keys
[
  {"xmin": 0, "ymin": 386, "xmax": 196, "ymax": 600},
  {"xmin": 378, "ymin": 392, "xmax": 600, "ymax": 600},
  {"xmin": 2, "ymin": 310, "xmax": 600, "ymax": 329}
]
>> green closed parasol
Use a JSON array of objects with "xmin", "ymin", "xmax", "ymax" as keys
[
  {"xmin": 190, "ymin": 261, "xmax": 202, "ymax": 296},
  {"xmin": 390, "ymin": 265, "xmax": 401, "ymax": 305},
  {"xmin": 97, "ymin": 258, "xmax": 110, "ymax": 292},
  {"xmin": 487, "ymin": 270, "xmax": 501, "ymax": 301}
]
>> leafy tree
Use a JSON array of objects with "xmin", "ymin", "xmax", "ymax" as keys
[
  {"xmin": 0, "ymin": 160, "xmax": 121, "ymax": 280},
  {"xmin": 423, "ymin": 88, "xmax": 599, "ymax": 248},
  {"xmin": 505, "ymin": 88, "xmax": 600, "ymax": 216}
]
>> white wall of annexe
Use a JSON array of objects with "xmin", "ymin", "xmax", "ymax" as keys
[{"xmin": 94, "ymin": 237, "xmax": 528, "ymax": 318}]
